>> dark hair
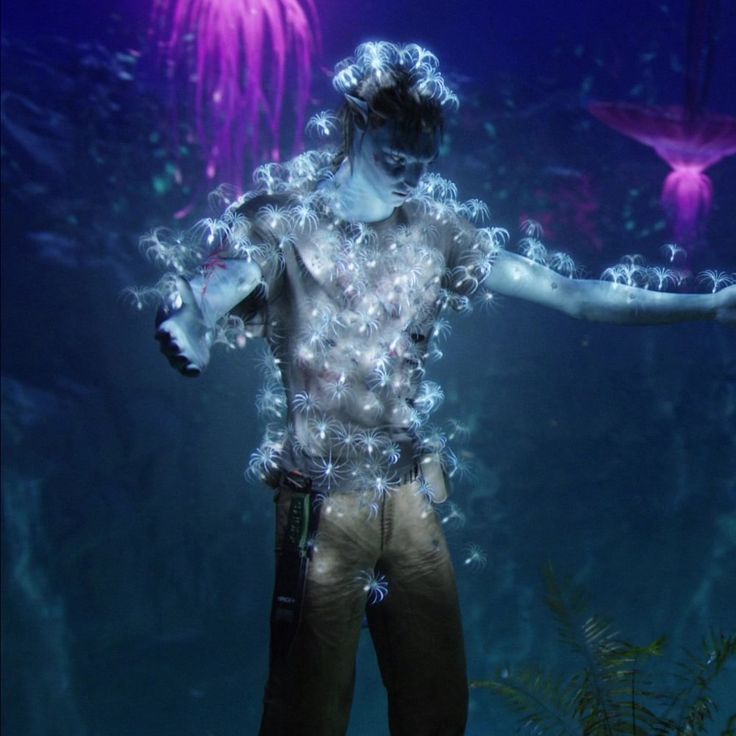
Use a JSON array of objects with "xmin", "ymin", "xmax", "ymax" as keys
[{"xmin": 334, "ymin": 69, "xmax": 445, "ymax": 165}]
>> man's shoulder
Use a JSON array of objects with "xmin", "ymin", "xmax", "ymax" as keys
[
  {"xmin": 398, "ymin": 198, "xmax": 473, "ymax": 241},
  {"xmin": 232, "ymin": 191, "xmax": 297, "ymax": 218},
  {"xmin": 232, "ymin": 149, "xmax": 335, "ymax": 219}
]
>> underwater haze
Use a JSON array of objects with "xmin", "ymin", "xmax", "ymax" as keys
[{"xmin": 2, "ymin": 0, "xmax": 736, "ymax": 734}]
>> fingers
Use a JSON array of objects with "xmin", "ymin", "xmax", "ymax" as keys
[
  {"xmin": 179, "ymin": 361, "xmax": 202, "ymax": 377},
  {"xmin": 714, "ymin": 285, "xmax": 736, "ymax": 326},
  {"xmin": 155, "ymin": 324, "xmax": 202, "ymax": 377}
]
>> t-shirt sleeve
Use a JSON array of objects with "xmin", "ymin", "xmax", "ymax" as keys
[
  {"xmin": 440, "ymin": 210, "xmax": 504, "ymax": 300},
  {"xmin": 219, "ymin": 193, "xmax": 290, "ymax": 333}
]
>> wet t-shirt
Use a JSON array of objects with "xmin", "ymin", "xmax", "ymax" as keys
[{"xmin": 224, "ymin": 174, "xmax": 499, "ymax": 492}]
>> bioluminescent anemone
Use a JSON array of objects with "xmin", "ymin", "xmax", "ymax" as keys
[
  {"xmin": 589, "ymin": 0, "xmax": 736, "ymax": 251},
  {"xmin": 151, "ymin": 0, "xmax": 320, "ymax": 189}
]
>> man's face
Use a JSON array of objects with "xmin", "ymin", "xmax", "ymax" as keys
[{"xmin": 352, "ymin": 122, "xmax": 439, "ymax": 208}]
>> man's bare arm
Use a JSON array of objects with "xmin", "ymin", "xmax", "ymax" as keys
[
  {"xmin": 484, "ymin": 250, "xmax": 735, "ymax": 325},
  {"xmin": 156, "ymin": 260, "xmax": 262, "ymax": 376}
]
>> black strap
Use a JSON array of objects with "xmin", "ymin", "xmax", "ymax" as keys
[{"xmin": 269, "ymin": 475, "xmax": 320, "ymax": 663}]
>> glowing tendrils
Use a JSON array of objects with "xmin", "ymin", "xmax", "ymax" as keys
[
  {"xmin": 332, "ymin": 42, "xmax": 459, "ymax": 110},
  {"xmin": 311, "ymin": 451, "xmax": 345, "ymax": 491},
  {"xmin": 697, "ymin": 270, "xmax": 735, "ymax": 294},
  {"xmin": 306, "ymin": 111, "xmax": 338, "ymax": 139},
  {"xmin": 358, "ymin": 570, "xmax": 389, "ymax": 604},
  {"xmin": 462, "ymin": 544, "xmax": 487, "ymax": 571},
  {"xmin": 150, "ymin": 0, "xmax": 320, "ymax": 187},
  {"xmin": 661, "ymin": 243, "xmax": 687, "ymax": 263},
  {"xmin": 441, "ymin": 503, "xmax": 466, "ymax": 529}
]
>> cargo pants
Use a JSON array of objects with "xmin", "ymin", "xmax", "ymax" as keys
[{"xmin": 258, "ymin": 467, "xmax": 468, "ymax": 736}]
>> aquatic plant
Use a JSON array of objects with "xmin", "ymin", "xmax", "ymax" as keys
[
  {"xmin": 472, "ymin": 566, "xmax": 736, "ymax": 735},
  {"xmin": 150, "ymin": 0, "xmax": 320, "ymax": 187},
  {"xmin": 588, "ymin": 0, "xmax": 736, "ymax": 250},
  {"xmin": 589, "ymin": 102, "xmax": 736, "ymax": 251}
]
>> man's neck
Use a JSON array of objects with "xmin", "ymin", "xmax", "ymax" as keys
[{"xmin": 326, "ymin": 159, "xmax": 395, "ymax": 224}]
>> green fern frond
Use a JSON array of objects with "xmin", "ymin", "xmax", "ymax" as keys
[
  {"xmin": 475, "ymin": 567, "xmax": 734, "ymax": 736},
  {"xmin": 666, "ymin": 632, "xmax": 736, "ymax": 735},
  {"xmin": 471, "ymin": 667, "xmax": 581, "ymax": 736},
  {"xmin": 720, "ymin": 713, "xmax": 735, "ymax": 736},
  {"xmin": 542, "ymin": 563, "xmax": 594, "ymax": 655},
  {"xmin": 544, "ymin": 565, "xmax": 649, "ymax": 735}
]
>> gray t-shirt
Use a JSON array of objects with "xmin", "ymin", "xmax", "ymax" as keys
[{"xmin": 222, "ymin": 170, "xmax": 498, "ymax": 493}]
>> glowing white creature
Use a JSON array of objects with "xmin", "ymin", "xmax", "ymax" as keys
[
  {"xmin": 358, "ymin": 570, "xmax": 389, "ymax": 604},
  {"xmin": 462, "ymin": 544, "xmax": 487, "ymax": 571}
]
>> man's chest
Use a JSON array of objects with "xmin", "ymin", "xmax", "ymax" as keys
[{"xmin": 289, "ymin": 224, "xmax": 446, "ymax": 332}]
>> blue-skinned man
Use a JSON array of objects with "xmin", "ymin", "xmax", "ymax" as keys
[{"xmin": 152, "ymin": 42, "xmax": 735, "ymax": 736}]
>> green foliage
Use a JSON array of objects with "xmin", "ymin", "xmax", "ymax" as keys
[
  {"xmin": 473, "ymin": 669, "xmax": 580, "ymax": 736},
  {"xmin": 471, "ymin": 564, "xmax": 735, "ymax": 736}
]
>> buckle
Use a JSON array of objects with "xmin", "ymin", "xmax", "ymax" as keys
[{"xmin": 282, "ymin": 470, "xmax": 312, "ymax": 493}]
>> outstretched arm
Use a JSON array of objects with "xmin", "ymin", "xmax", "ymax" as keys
[
  {"xmin": 156, "ymin": 260, "xmax": 262, "ymax": 376},
  {"xmin": 484, "ymin": 250, "xmax": 735, "ymax": 325}
]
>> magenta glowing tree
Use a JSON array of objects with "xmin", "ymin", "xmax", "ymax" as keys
[
  {"xmin": 589, "ymin": 0, "xmax": 736, "ymax": 250},
  {"xmin": 151, "ymin": 0, "xmax": 320, "ymax": 189}
]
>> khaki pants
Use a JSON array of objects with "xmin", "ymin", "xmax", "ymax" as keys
[{"xmin": 258, "ymin": 476, "xmax": 468, "ymax": 736}]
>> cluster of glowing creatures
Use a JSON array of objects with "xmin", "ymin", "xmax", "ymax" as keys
[
  {"xmin": 135, "ymin": 37, "xmax": 736, "ymax": 598},
  {"xmin": 133, "ymin": 143, "xmax": 732, "ymax": 550},
  {"xmin": 332, "ymin": 42, "xmax": 459, "ymax": 110},
  {"xmin": 516, "ymin": 220, "xmax": 733, "ymax": 294},
  {"xmin": 138, "ymin": 138, "xmax": 505, "ymax": 587}
]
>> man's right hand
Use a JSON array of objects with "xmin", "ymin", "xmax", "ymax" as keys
[
  {"xmin": 155, "ymin": 277, "xmax": 213, "ymax": 377},
  {"xmin": 714, "ymin": 284, "xmax": 736, "ymax": 326}
]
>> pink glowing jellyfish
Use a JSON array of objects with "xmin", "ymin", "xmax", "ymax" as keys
[
  {"xmin": 588, "ymin": 0, "xmax": 736, "ymax": 250},
  {"xmin": 151, "ymin": 0, "xmax": 320, "ymax": 189}
]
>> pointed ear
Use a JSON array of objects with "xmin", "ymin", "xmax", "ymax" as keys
[{"xmin": 344, "ymin": 94, "xmax": 371, "ymax": 128}]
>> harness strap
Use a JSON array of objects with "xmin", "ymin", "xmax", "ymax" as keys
[{"xmin": 269, "ymin": 472, "xmax": 320, "ymax": 664}]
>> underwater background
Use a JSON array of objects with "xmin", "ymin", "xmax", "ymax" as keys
[{"xmin": 2, "ymin": 0, "xmax": 735, "ymax": 734}]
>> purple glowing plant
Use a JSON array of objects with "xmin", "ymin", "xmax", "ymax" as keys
[
  {"xmin": 589, "ymin": 0, "xmax": 736, "ymax": 250},
  {"xmin": 151, "ymin": 0, "xmax": 320, "ymax": 190},
  {"xmin": 588, "ymin": 103, "xmax": 736, "ymax": 249}
]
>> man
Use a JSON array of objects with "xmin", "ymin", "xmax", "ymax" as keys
[{"xmin": 152, "ymin": 42, "xmax": 734, "ymax": 736}]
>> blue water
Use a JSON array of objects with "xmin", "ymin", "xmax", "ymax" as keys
[{"xmin": 2, "ymin": 1, "xmax": 735, "ymax": 734}]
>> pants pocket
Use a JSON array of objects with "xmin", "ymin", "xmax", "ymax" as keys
[{"xmin": 418, "ymin": 452, "xmax": 450, "ymax": 503}]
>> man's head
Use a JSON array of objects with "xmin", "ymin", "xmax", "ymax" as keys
[
  {"xmin": 344, "ymin": 110, "xmax": 439, "ymax": 210},
  {"xmin": 331, "ymin": 42, "xmax": 458, "ymax": 208}
]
